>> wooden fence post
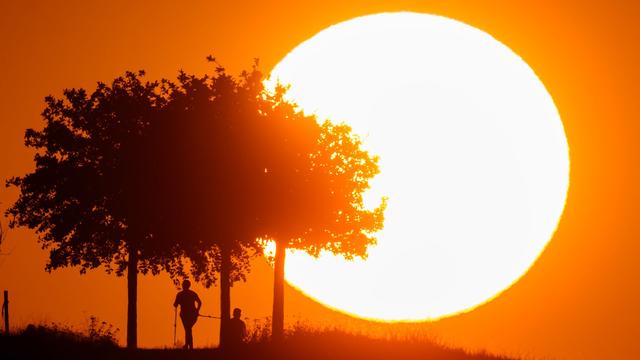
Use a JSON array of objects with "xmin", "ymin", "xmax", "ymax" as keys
[{"xmin": 2, "ymin": 290, "xmax": 8, "ymax": 334}]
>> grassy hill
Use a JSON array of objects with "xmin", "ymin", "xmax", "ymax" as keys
[{"xmin": 0, "ymin": 323, "xmax": 519, "ymax": 360}]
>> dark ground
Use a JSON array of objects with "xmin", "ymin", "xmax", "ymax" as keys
[{"xmin": 0, "ymin": 324, "xmax": 519, "ymax": 360}]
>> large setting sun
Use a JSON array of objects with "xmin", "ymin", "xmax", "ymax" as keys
[{"xmin": 268, "ymin": 12, "xmax": 570, "ymax": 321}]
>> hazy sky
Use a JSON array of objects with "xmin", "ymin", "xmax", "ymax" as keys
[{"xmin": 1, "ymin": 1, "xmax": 638, "ymax": 359}]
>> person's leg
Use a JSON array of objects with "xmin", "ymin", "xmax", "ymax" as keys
[
  {"xmin": 180, "ymin": 315, "xmax": 191, "ymax": 349},
  {"xmin": 185, "ymin": 324, "xmax": 193, "ymax": 349}
]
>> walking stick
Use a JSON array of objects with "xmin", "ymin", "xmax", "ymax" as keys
[{"xmin": 173, "ymin": 306, "xmax": 177, "ymax": 347}]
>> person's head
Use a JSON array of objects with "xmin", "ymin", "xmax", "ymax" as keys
[
  {"xmin": 182, "ymin": 279, "xmax": 191, "ymax": 290},
  {"xmin": 233, "ymin": 308, "xmax": 241, "ymax": 319}
]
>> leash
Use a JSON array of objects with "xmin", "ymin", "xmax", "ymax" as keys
[{"xmin": 198, "ymin": 314, "xmax": 221, "ymax": 319}]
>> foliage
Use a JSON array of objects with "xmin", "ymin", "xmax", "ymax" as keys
[
  {"xmin": 245, "ymin": 317, "xmax": 272, "ymax": 344},
  {"xmin": 0, "ymin": 322, "xmax": 519, "ymax": 360},
  {"xmin": 4, "ymin": 56, "xmax": 386, "ymax": 347},
  {"xmin": 235, "ymin": 322, "xmax": 518, "ymax": 360},
  {"xmin": 256, "ymin": 78, "xmax": 386, "ymax": 341},
  {"xmin": 4, "ymin": 70, "xmax": 180, "ymax": 348},
  {"xmin": 134, "ymin": 62, "xmax": 266, "ymax": 288},
  {"xmin": 0, "ymin": 320, "xmax": 118, "ymax": 353},
  {"xmin": 87, "ymin": 315, "xmax": 120, "ymax": 345},
  {"xmin": 4, "ymin": 70, "xmax": 178, "ymax": 276},
  {"xmin": 281, "ymin": 327, "xmax": 514, "ymax": 360},
  {"xmin": 256, "ymin": 110, "xmax": 387, "ymax": 256}
]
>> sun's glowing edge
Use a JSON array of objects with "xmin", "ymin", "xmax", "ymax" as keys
[{"xmin": 264, "ymin": 12, "xmax": 571, "ymax": 322}]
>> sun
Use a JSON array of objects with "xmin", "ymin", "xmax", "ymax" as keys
[{"xmin": 267, "ymin": 12, "xmax": 569, "ymax": 321}]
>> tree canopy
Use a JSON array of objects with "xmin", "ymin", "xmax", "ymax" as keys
[
  {"xmin": 131, "ymin": 59, "xmax": 385, "ymax": 343},
  {"xmin": 4, "ymin": 71, "xmax": 177, "ymax": 348},
  {"xmin": 6, "ymin": 58, "xmax": 386, "ymax": 347},
  {"xmin": 5, "ymin": 71, "xmax": 174, "ymax": 273},
  {"xmin": 256, "ymin": 85, "xmax": 387, "ymax": 340},
  {"xmin": 126, "ymin": 62, "xmax": 271, "ymax": 346}
]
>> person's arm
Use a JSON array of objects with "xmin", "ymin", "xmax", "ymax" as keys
[
  {"xmin": 173, "ymin": 293, "xmax": 180, "ymax": 308},
  {"xmin": 195, "ymin": 294, "xmax": 202, "ymax": 313}
]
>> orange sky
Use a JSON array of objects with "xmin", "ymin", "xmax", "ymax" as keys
[{"xmin": 1, "ymin": 1, "xmax": 638, "ymax": 359}]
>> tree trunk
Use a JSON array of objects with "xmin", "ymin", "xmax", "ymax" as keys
[
  {"xmin": 127, "ymin": 245, "xmax": 138, "ymax": 349},
  {"xmin": 219, "ymin": 246, "xmax": 231, "ymax": 348},
  {"xmin": 272, "ymin": 241, "xmax": 286, "ymax": 342}
]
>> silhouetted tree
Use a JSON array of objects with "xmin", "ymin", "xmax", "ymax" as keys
[
  {"xmin": 4, "ymin": 71, "xmax": 177, "ymax": 348},
  {"xmin": 134, "ymin": 62, "xmax": 267, "ymax": 348},
  {"xmin": 256, "ymin": 87, "xmax": 386, "ymax": 341},
  {"xmin": 141, "ymin": 61, "xmax": 386, "ymax": 344}
]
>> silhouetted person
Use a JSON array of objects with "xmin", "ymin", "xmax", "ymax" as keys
[
  {"xmin": 173, "ymin": 280, "xmax": 201, "ymax": 349},
  {"xmin": 228, "ymin": 308, "xmax": 246, "ymax": 347}
]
